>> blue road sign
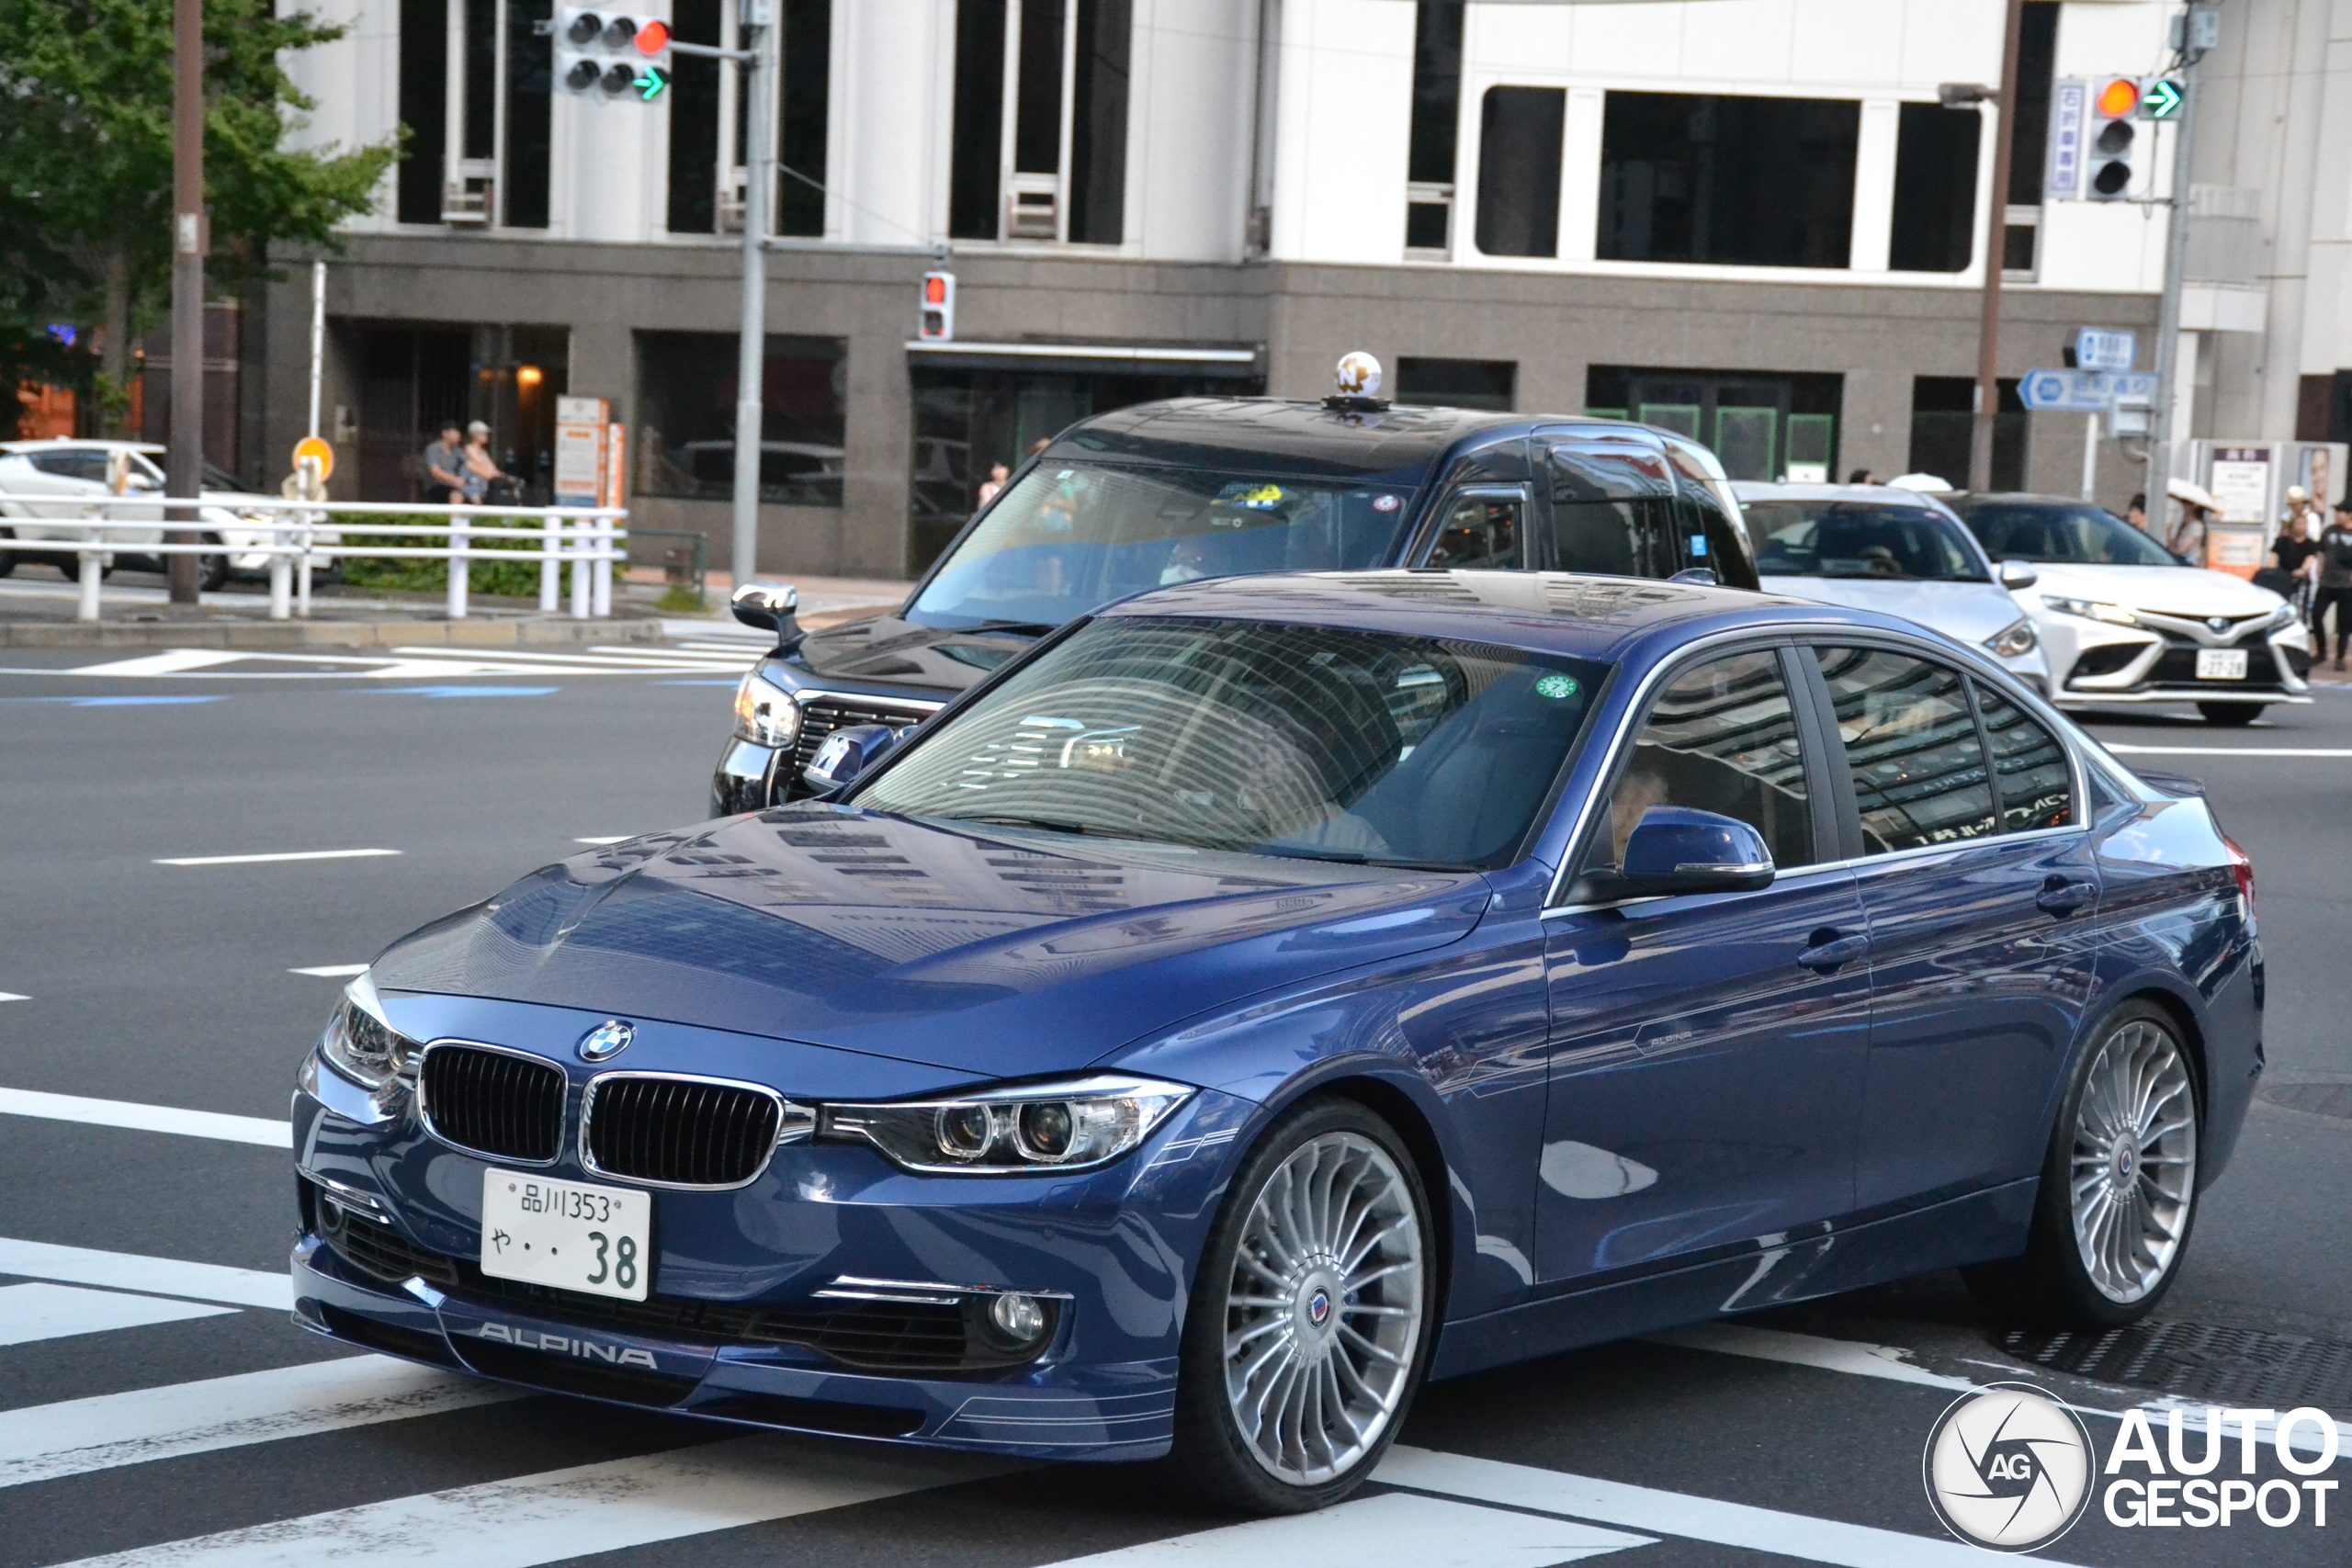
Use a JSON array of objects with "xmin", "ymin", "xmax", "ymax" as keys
[
  {"xmin": 2073, "ymin": 329, "xmax": 2137, "ymax": 371},
  {"xmin": 2020, "ymin": 368, "xmax": 2158, "ymax": 412}
]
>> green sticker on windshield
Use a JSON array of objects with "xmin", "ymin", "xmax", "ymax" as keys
[{"xmin": 1535, "ymin": 673, "xmax": 1580, "ymax": 700}]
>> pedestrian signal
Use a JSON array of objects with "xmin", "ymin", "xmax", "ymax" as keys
[{"xmin": 919, "ymin": 272, "xmax": 956, "ymax": 343}]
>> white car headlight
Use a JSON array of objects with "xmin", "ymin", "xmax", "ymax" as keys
[
  {"xmin": 732, "ymin": 670, "xmax": 801, "ymax": 747},
  {"xmin": 2041, "ymin": 594, "xmax": 2141, "ymax": 627},
  {"xmin": 1984, "ymin": 617, "xmax": 2038, "ymax": 658},
  {"xmin": 318, "ymin": 972, "xmax": 422, "ymax": 1090},
  {"xmin": 2265, "ymin": 604, "xmax": 2302, "ymax": 632},
  {"xmin": 821, "ymin": 1075, "xmax": 1193, "ymax": 1174}
]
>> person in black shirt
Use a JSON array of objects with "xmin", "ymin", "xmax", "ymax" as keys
[
  {"xmin": 2273, "ymin": 510, "xmax": 2322, "ymax": 626},
  {"xmin": 2316, "ymin": 499, "xmax": 2352, "ymax": 670}
]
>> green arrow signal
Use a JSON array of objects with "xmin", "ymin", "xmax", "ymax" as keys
[
  {"xmin": 2143, "ymin": 78, "xmax": 2183, "ymax": 118},
  {"xmin": 635, "ymin": 65, "xmax": 667, "ymax": 101}
]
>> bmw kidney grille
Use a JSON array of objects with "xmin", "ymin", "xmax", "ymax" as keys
[
  {"xmin": 582, "ymin": 1075, "xmax": 801, "ymax": 1188},
  {"xmin": 418, "ymin": 1044, "xmax": 568, "ymax": 1164}
]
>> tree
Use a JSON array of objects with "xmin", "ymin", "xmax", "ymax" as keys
[{"xmin": 0, "ymin": 0, "xmax": 399, "ymax": 433}]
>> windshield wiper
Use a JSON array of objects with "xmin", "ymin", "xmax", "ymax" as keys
[
  {"xmin": 962, "ymin": 619, "xmax": 1059, "ymax": 637},
  {"xmin": 1250, "ymin": 845, "xmax": 1462, "ymax": 871},
  {"xmin": 951, "ymin": 813, "xmax": 1093, "ymax": 836}
]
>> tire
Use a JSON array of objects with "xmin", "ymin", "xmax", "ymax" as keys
[
  {"xmin": 1170, "ymin": 1096, "xmax": 1436, "ymax": 1515},
  {"xmin": 0, "ymin": 525, "xmax": 15, "ymax": 578},
  {"xmin": 197, "ymin": 534, "xmax": 230, "ymax": 592},
  {"xmin": 1966, "ymin": 1000, "xmax": 2200, "ymax": 1330},
  {"xmin": 2199, "ymin": 704, "xmax": 2263, "ymax": 726}
]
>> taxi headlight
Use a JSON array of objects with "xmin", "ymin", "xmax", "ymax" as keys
[
  {"xmin": 820, "ymin": 1076, "xmax": 1192, "ymax": 1174},
  {"xmin": 318, "ymin": 973, "xmax": 422, "ymax": 1091},
  {"xmin": 1984, "ymin": 617, "xmax": 2039, "ymax": 658},
  {"xmin": 732, "ymin": 671, "xmax": 801, "ymax": 747},
  {"xmin": 2041, "ymin": 594, "xmax": 2140, "ymax": 626}
]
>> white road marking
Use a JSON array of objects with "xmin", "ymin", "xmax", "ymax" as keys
[
  {"xmin": 0, "ymin": 1237, "xmax": 291, "ymax": 1310},
  {"xmin": 1649, "ymin": 1323, "xmax": 1975, "ymax": 1392},
  {"xmin": 0, "ymin": 1355, "xmax": 522, "ymax": 1489},
  {"xmin": 62, "ymin": 649, "xmax": 255, "ymax": 677},
  {"xmin": 288, "ymin": 964, "xmax": 369, "ymax": 977},
  {"xmin": 0, "ymin": 1086, "xmax": 290, "ymax": 1146},
  {"xmin": 384, "ymin": 646, "xmax": 748, "ymax": 672},
  {"xmin": 1038, "ymin": 1493, "xmax": 1649, "ymax": 1567},
  {"xmin": 1379, "ymin": 1447, "xmax": 2089, "ymax": 1568},
  {"xmin": 2107, "ymin": 743, "xmax": 2352, "ymax": 757},
  {"xmin": 573, "ymin": 836, "xmax": 633, "ymax": 845},
  {"xmin": 0, "ymin": 991, "xmax": 26, "ymax": 1002},
  {"xmin": 48, "ymin": 1435, "xmax": 1004, "ymax": 1568},
  {"xmin": 154, "ymin": 849, "xmax": 401, "ymax": 866},
  {"xmin": 0, "ymin": 1283, "xmax": 234, "ymax": 1348},
  {"xmin": 3, "ymin": 648, "xmax": 744, "ymax": 681}
]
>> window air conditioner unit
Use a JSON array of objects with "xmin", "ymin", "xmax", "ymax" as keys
[
  {"xmin": 718, "ymin": 177, "xmax": 747, "ymax": 235},
  {"xmin": 442, "ymin": 179, "xmax": 494, "ymax": 227},
  {"xmin": 1006, "ymin": 175, "xmax": 1058, "ymax": 241}
]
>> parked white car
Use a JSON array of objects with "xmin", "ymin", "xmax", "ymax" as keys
[
  {"xmin": 1735, "ymin": 481, "xmax": 2053, "ymax": 693},
  {"xmin": 1948, "ymin": 492, "xmax": 2312, "ymax": 726},
  {"xmin": 0, "ymin": 439, "xmax": 335, "ymax": 589}
]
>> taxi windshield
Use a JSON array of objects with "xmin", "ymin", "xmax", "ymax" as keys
[{"xmin": 907, "ymin": 463, "xmax": 1416, "ymax": 632}]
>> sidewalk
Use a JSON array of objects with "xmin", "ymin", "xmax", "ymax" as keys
[{"xmin": 0, "ymin": 576, "xmax": 664, "ymax": 650}]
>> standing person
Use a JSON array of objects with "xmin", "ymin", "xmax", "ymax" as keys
[
  {"xmin": 2125, "ymin": 492, "xmax": 2150, "ymax": 533},
  {"xmin": 2270, "ymin": 502, "xmax": 2322, "ymax": 625},
  {"xmin": 975, "ymin": 460, "xmax": 1011, "ymax": 508},
  {"xmin": 2317, "ymin": 498, "xmax": 2352, "ymax": 671},
  {"xmin": 420, "ymin": 423, "xmax": 466, "ymax": 503},
  {"xmin": 2165, "ymin": 482, "xmax": 2214, "ymax": 562},
  {"xmin": 1847, "ymin": 467, "xmax": 1875, "ymax": 485}
]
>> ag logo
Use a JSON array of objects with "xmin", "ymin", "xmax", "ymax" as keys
[
  {"xmin": 578, "ymin": 1020, "xmax": 634, "ymax": 1062},
  {"xmin": 1923, "ymin": 1382, "xmax": 2095, "ymax": 1551}
]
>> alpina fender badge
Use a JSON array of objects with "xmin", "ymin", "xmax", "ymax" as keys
[{"xmin": 579, "ymin": 1020, "xmax": 635, "ymax": 1062}]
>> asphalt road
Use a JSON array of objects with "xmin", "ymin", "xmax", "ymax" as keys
[{"xmin": 1, "ymin": 635, "xmax": 2346, "ymax": 1567}]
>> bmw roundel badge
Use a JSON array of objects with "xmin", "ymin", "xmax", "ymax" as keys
[{"xmin": 578, "ymin": 1020, "xmax": 635, "ymax": 1062}]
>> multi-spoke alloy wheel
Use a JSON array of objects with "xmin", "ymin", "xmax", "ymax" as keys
[
  {"xmin": 1174, "ymin": 1100, "xmax": 1432, "ymax": 1513},
  {"xmin": 2069, "ymin": 1017, "xmax": 2198, "ymax": 1304}
]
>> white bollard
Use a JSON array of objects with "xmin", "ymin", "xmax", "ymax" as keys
[
  {"xmin": 447, "ymin": 514, "xmax": 470, "ymax": 620},
  {"xmin": 569, "ymin": 516, "xmax": 591, "ymax": 619},
  {"xmin": 269, "ymin": 546, "xmax": 291, "ymax": 619},
  {"xmin": 592, "ymin": 516, "xmax": 613, "ymax": 617},
  {"xmin": 296, "ymin": 511, "xmax": 314, "ymax": 618},
  {"xmin": 77, "ymin": 549, "xmax": 101, "ymax": 621},
  {"xmin": 540, "ymin": 515, "xmax": 561, "ymax": 612}
]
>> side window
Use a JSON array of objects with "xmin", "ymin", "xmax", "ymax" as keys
[
  {"xmin": 1545, "ymin": 436, "xmax": 1678, "ymax": 579},
  {"xmin": 1814, "ymin": 647, "xmax": 1997, "ymax": 852},
  {"xmin": 1973, "ymin": 681, "xmax": 2075, "ymax": 832},
  {"xmin": 1424, "ymin": 493, "xmax": 1523, "ymax": 570},
  {"xmin": 1582, "ymin": 649, "xmax": 1815, "ymax": 877}
]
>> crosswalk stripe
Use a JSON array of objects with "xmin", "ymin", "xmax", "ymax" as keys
[
  {"xmin": 155, "ymin": 849, "xmax": 401, "ymax": 867},
  {"xmin": 0, "ymin": 1355, "xmax": 521, "ymax": 1489},
  {"xmin": 0, "ymin": 1238, "xmax": 291, "ymax": 1310},
  {"xmin": 1036, "ymin": 1492, "xmax": 1650, "ymax": 1567},
  {"xmin": 0, "ymin": 1087, "xmax": 290, "ymax": 1146},
  {"xmin": 288, "ymin": 964, "xmax": 369, "ymax": 977},
  {"xmin": 1648, "ymin": 1324, "xmax": 1975, "ymax": 1392},
  {"xmin": 1377, "ymin": 1447, "xmax": 2090, "ymax": 1568},
  {"xmin": 385, "ymin": 647, "xmax": 746, "ymax": 671},
  {"xmin": 0, "ymin": 1283, "xmax": 235, "ymax": 1348},
  {"xmin": 48, "ymin": 1435, "xmax": 1005, "ymax": 1568}
]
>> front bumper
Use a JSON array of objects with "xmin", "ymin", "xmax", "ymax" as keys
[{"xmin": 2047, "ymin": 621, "xmax": 2312, "ymax": 708}]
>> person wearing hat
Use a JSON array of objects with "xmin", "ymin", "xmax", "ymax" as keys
[
  {"xmin": 2316, "ymin": 496, "xmax": 2352, "ymax": 671},
  {"xmin": 2165, "ymin": 478, "xmax": 2219, "ymax": 561},
  {"xmin": 458, "ymin": 420, "xmax": 507, "ymax": 504}
]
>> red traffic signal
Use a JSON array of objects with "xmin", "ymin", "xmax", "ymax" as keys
[
  {"xmin": 633, "ymin": 18, "xmax": 668, "ymax": 53},
  {"xmin": 919, "ymin": 272, "xmax": 956, "ymax": 342}
]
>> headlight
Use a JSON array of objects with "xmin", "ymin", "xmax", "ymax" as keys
[
  {"xmin": 732, "ymin": 670, "xmax": 801, "ymax": 747},
  {"xmin": 2265, "ymin": 604, "xmax": 2302, "ymax": 632},
  {"xmin": 318, "ymin": 973, "xmax": 422, "ymax": 1090},
  {"xmin": 2041, "ymin": 594, "xmax": 2140, "ymax": 626},
  {"xmin": 821, "ymin": 1075, "xmax": 1192, "ymax": 1174},
  {"xmin": 1983, "ymin": 617, "xmax": 2039, "ymax": 658}
]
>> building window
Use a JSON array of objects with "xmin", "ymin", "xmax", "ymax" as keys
[
  {"xmin": 503, "ymin": 0, "xmax": 552, "ymax": 229},
  {"xmin": 950, "ymin": 1, "xmax": 1132, "ymax": 243},
  {"xmin": 667, "ymin": 0, "xmax": 722, "ymax": 233},
  {"xmin": 1911, "ymin": 376, "xmax": 2024, "ymax": 491},
  {"xmin": 353, "ymin": 325, "xmax": 569, "ymax": 503},
  {"xmin": 1396, "ymin": 358, "xmax": 1514, "ymax": 412},
  {"xmin": 1588, "ymin": 367, "xmax": 1841, "ymax": 483},
  {"xmin": 394, "ymin": 0, "xmax": 552, "ymax": 228},
  {"xmin": 2008, "ymin": 3, "xmax": 2060, "ymax": 206},
  {"xmin": 1889, "ymin": 103, "xmax": 1979, "ymax": 273},
  {"xmin": 1598, "ymin": 93, "xmax": 1859, "ymax": 269},
  {"xmin": 1475, "ymin": 86, "xmax": 1564, "ymax": 258},
  {"xmin": 776, "ymin": 0, "xmax": 833, "ymax": 236},
  {"xmin": 396, "ymin": 0, "xmax": 447, "ymax": 224},
  {"xmin": 1405, "ymin": 2, "xmax": 1464, "ymax": 254},
  {"xmin": 635, "ymin": 333, "xmax": 846, "ymax": 508}
]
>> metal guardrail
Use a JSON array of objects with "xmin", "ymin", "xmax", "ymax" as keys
[{"xmin": 0, "ymin": 497, "xmax": 628, "ymax": 623}]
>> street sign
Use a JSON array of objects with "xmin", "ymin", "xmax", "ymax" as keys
[
  {"xmin": 2072, "ymin": 329, "xmax": 2136, "ymax": 371},
  {"xmin": 2019, "ymin": 368, "xmax": 2158, "ymax": 412},
  {"xmin": 2142, "ymin": 78, "xmax": 2184, "ymax": 119},
  {"xmin": 2044, "ymin": 79, "xmax": 2086, "ymax": 200},
  {"xmin": 291, "ymin": 434, "xmax": 334, "ymax": 483}
]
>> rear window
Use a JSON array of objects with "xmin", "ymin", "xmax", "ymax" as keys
[
  {"xmin": 1747, "ymin": 501, "xmax": 1985, "ymax": 581},
  {"xmin": 1954, "ymin": 500, "xmax": 2180, "ymax": 567}
]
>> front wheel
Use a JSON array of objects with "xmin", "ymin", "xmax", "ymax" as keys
[
  {"xmin": 197, "ymin": 534, "xmax": 230, "ymax": 592},
  {"xmin": 1967, "ymin": 1001, "xmax": 2200, "ymax": 1329},
  {"xmin": 2199, "ymin": 704, "xmax": 2264, "ymax": 726},
  {"xmin": 1170, "ymin": 1097, "xmax": 1434, "ymax": 1515},
  {"xmin": 0, "ymin": 525, "xmax": 15, "ymax": 578}
]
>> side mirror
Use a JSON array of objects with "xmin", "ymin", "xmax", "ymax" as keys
[
  {"xmin": 1998, "ymin": 559, "xmax": 2040, "ymax": 591},
  {"xmin": 731, "ymin": 580, "xmax": 805, "ymax": 652},
  {"xmin": 1613, "ymin": 806, "xmax": 1774, "ymax": 897},
  {"xmin": 801, "ymin": 723, "xmax": 900, "ymax": 794}
]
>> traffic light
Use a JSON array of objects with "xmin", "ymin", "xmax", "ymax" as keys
[
  {"xmin": 558, "ymin": 10, "xmax": 670, "ymax": 100},
  {"xmin": 2087, "ymin": 76, "xmax": 2140, "ymax": 199},
  {"xmin": 919, "ymin": 272, "xmax": 956, "ymax": 342}
]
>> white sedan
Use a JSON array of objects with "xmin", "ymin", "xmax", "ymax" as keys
[
  {"xmin": 1948, "ymin": 493, "xmax": 2311, "ymax": 726},
  {"xmin": 0, "ymin": 439, "xmax": 334, "ymax": 589}
]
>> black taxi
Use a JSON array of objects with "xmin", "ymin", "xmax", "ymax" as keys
[{"xmin": 712, "ymin": 383, "xmax": 1757, "ymax": 814}]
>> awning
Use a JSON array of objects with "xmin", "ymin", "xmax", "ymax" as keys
[{"xmin": 903, "ymin": 340, "xmax": 1263, "ymax": 378}]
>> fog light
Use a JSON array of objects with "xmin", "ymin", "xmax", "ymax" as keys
[{"xmin": 989, "ymin": 1292, "xmax": 1046, "ymax": 1343}]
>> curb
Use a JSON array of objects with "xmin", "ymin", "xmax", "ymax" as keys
[{"xmin": 0, "ymin": 616, "xmax": 666, "ymax": 650}]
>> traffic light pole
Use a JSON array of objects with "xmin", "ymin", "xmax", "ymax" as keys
[
  {"xmin": 2147, "ymin": 12, "xmax": 2205, "ymax": 530},
  {"xmin": 728, "ymin": 7, "xmax": 777, "ymax": 590},
  {"xmin": 1969, "ymin": 0, "xmax": 2027, "ymax": 494}
]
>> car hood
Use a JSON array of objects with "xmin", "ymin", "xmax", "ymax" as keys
[
  {"xmin": 1761, "ymin": 575, "xmax": 2024, "ymax": 647},
  {"xmin": 368, "ymin": 808, "xmax": 1491, "ymax": 1079},
  {"xmin": 2026, "ymin": 563, "xmax": 2287, "ymax": 615},
  {"xmin": 790, "ymin": 614, "xmax": 1036, "ymax": 699}
]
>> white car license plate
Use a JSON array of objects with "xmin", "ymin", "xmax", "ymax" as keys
[
  {"xmin": 2196, "ymin": 648, "xmax": 2249, "ymax": 681},
  {"xmin": 480, "ymin": 1169, "xmax": 650, "ymax": 1301}
]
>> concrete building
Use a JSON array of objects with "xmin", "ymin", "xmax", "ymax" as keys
[{"xmin": 254, "ymin": 0, "xmax": 2192, "ymax": 579}]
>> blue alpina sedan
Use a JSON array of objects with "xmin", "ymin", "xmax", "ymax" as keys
[{"xmin": 292, "ymin": 570, "xmax": 2258, "ymax": 1513}]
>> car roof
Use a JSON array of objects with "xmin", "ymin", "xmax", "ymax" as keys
[
  {"xmin": 1730, "ymin": 481, "xmax": 1959, "ymax": 508},
  {"xmin": 1097, "ymin": 569, "xmax": 1937, "ymax": 665},
  {"xmin": 0, "ymin": 439, "xmax": 164, "ymax": 454},
  {"xmin": 1039, "ymin": 397, "xmax": 1646, "ymax": 484},
  {"xmin": 1943, "ymin": 491, "xmax": 2118, "ymax": 511}
]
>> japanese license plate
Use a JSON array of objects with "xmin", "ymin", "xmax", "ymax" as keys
[
  {"xmin": 2196, "ymin": 648, "xmax": 2248, "ymax": 681},
  {"xmin": 480, "ymin": 1168, "xmax": 650, "ymax": 1301}
]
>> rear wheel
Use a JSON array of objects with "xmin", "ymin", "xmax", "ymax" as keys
[
  {"xmin": 2199, "ymin": 704, "xmax": 2263, "ymax": 726},
  {"xmin": 1966, "ymin": 1001, "xmax": 2199, "ymax": 1329},
  {"xmin": 1170, "ymin": 1097, "xmax": 1434, "ymax": 1515},
  {"xmin": 0, "ymin": 525, "xmax": 15, "ymax": 578},
  {"xmin": 197, "ymin": 534, "xmax": 230, "ymax": 592}
]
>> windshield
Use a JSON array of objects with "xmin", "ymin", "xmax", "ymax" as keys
[
  {"xmin": 853, "ymin": 616, "xmax": 1608, "ymax": 870},
  {"xmin": 906, "ymin": 463, "xmax": 1415, "ymax": 632},
  {"xmin": 1746, "ymin": 501, "xmax": 1985, "ymax": 582},
  {"xmin": 1954, "ymin": 500, "xmax": 2181, "ymax": 567}
]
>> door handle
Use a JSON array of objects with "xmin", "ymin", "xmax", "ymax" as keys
[
  {"xmin": 2036, "ymin": 877, "xmax": 2096, "ymax": 918},
  {"xmin": 1797, "ymin": 931, "xmax": 1869, "ymax": 973}
]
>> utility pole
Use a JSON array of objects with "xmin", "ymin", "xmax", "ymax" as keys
[
  {"xmin": 729, "ymin": 0, "xmax": 778, "ymax": 587},
  {"xmin": 167, "ymin": 0, "xmax": 205, "ymax": 604},
  {"xmin": 2147, "ymin": 4, "xmax": 2209, "ymax": 525},
  {"xmin": 1969, "ymin": 0, "xmax": 2029, "ymax": 493}
]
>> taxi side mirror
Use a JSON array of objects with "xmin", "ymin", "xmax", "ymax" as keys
[{"xmin": 802, "ymin": 724, "xmax": 901, "ymax": 795}]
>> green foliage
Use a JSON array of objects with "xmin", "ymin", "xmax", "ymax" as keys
[
  {"xmin": 656, "ymin": 585, "xmax": 709, "ymax": 614},
  {"xmin": 339, "ymin": 520, "xmax": 560, "ymax": 601}
]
